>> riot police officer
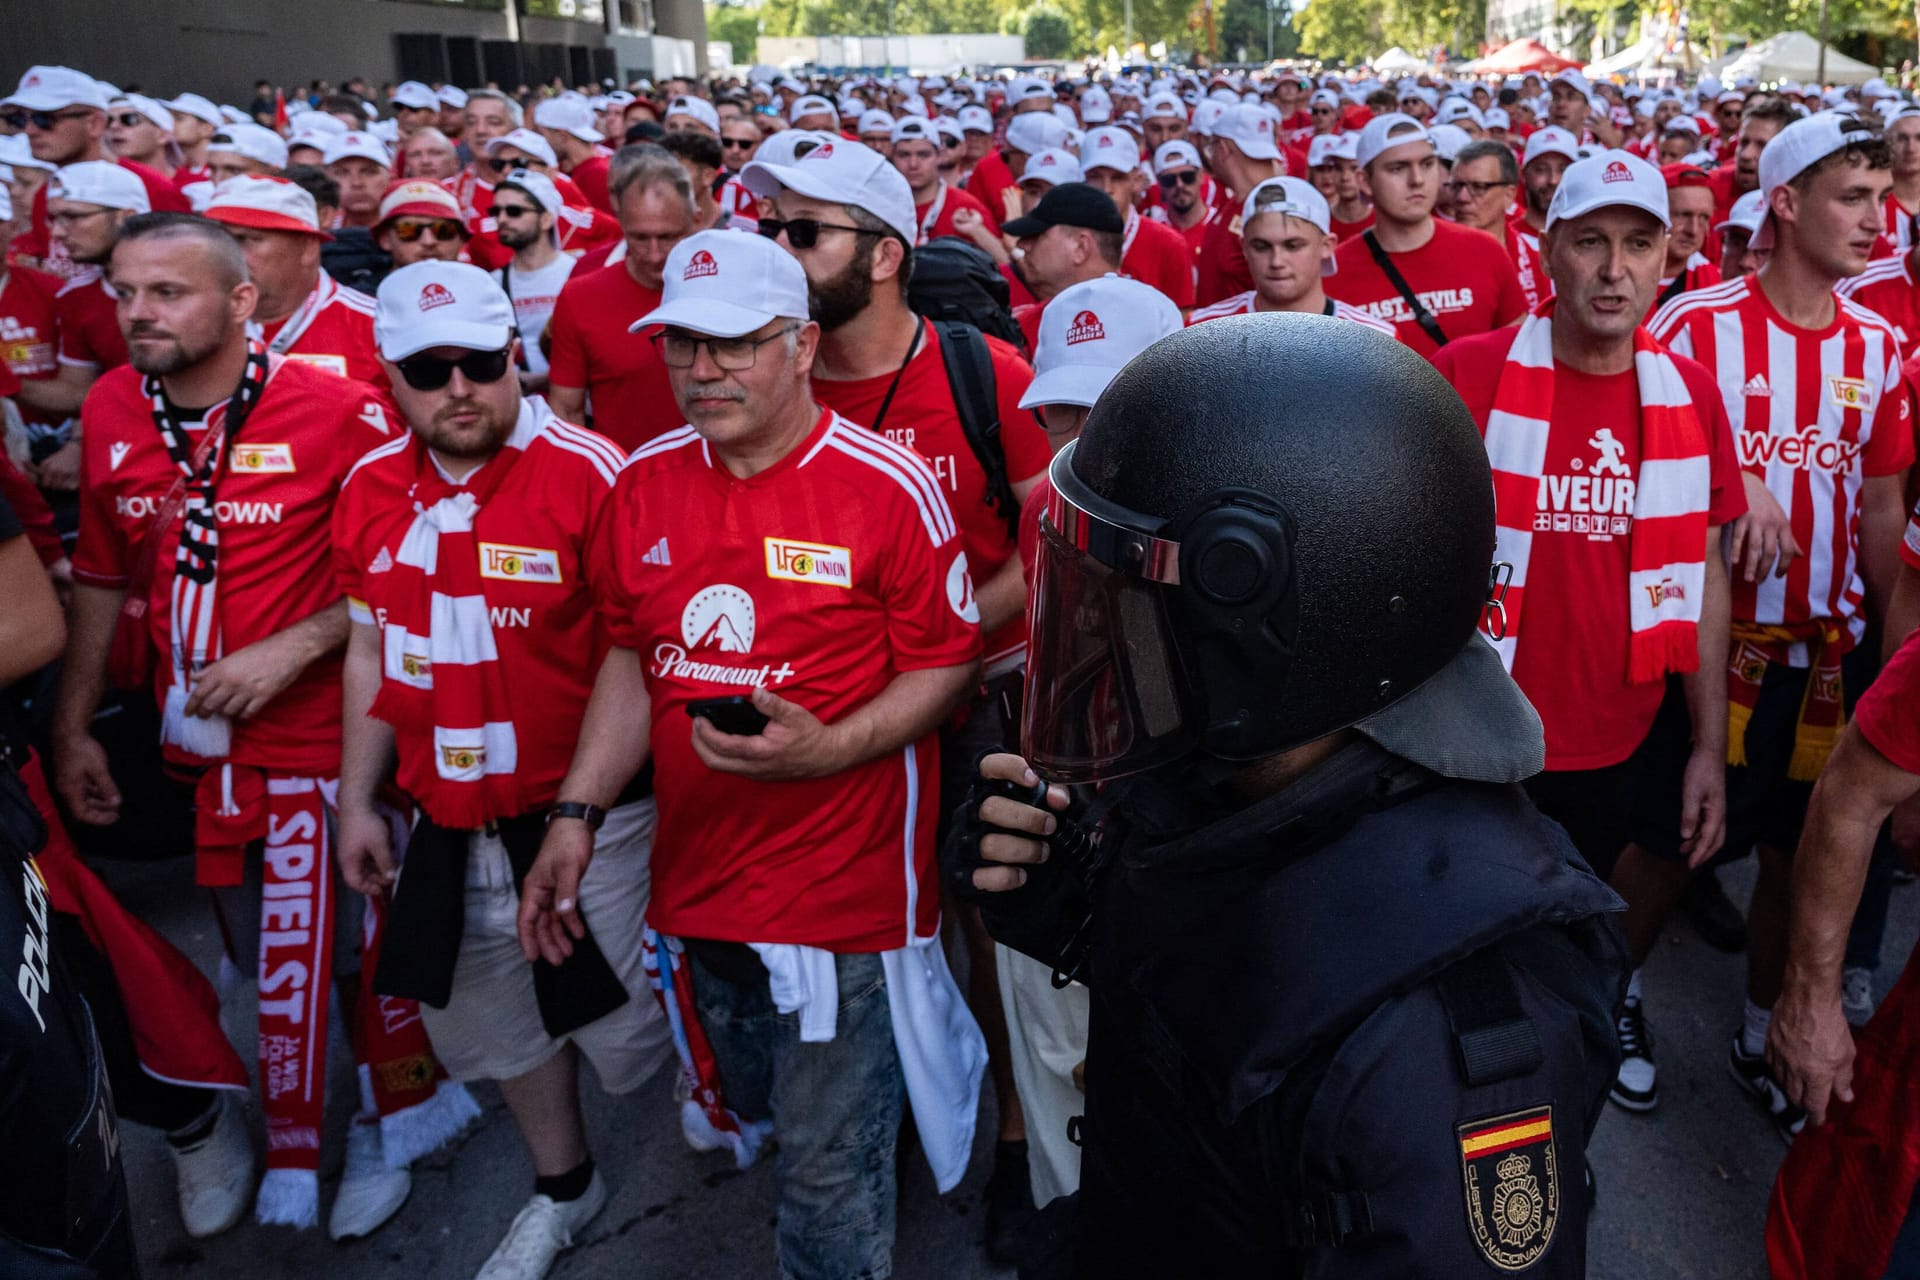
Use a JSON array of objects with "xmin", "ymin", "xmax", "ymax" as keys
[{"xmin": 946, "ymin": 313, "xmax": 1628, "ymax": 1277}]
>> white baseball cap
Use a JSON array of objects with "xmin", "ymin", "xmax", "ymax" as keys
[
  {"xmin": 439, "ymin": 86, "xmax": 469, "ymax": 109},
  {"xmin": 5, "ymin": 66, "xmax": 111, "ymax": 112},
  {"xmin": 1080, "ymin": 86, "xmax": 1114, "ymax": 124},
  {"xmin": 49, "ymin": 161, "xmax": 149, "ymax": 212},
  {"xmin": 934, "ymin": 117, "xmax": 964, "ymax": 147},
  {"xmin": 1080, "ymin": 126, "xmax": 1140, "ymax": 174},
  {"xmin": 167, "ymin": 93, "xmax": 224, "ymax": 127},
  {"xmin": 1428, "ymin": 123, "xmax": 1471, "ymax": 163},
  {"xmin": 958, "ymin": 105, "xmax": 994, "ymax": 134},
  {"xmin": 1521, "ymin": 125, "xmax": 1581, "ymax": 168},
  {"xmin": 1215, "ymin": 103, "xmax": 1281, "ymax": 161},
  {"xmin": 1191, "ymin": 100, "xmax": 1230, "ymax": 136},
  {"xmin": 1752, "ymin": 114, "xmax": 1880, "ymax": 251},
  {"xmin": 496, "ymin": 168, "xmax": 564, "ymax": 216},
  {"xmin": 1549, "ymin": 69, "xmax": 1592, "ymax": 97},
  {"xmin": 1144, "ymin": 93, "xmax": 1185, "ymax": 120},
  {"xmin": 666, "ymin": 95, "xmax": 721, "ymax": 134},
  {"xmin": 789, "ymin": 94, "xmax": 836, "ymax": 122},
  {"xmin": 1021, "ymin": 148, "xmax": 1084, "ymax": 186},
  {"xmin": 1483, "ymin": 107, "xmax": 1512, "ymax": 130},
  {"xmin": 752, "ymin": 130, "xmax": 830, "ymax": 168},
  {"xmin": 1005, "ymin": 112, "xmax": 1069, "ymax": 156},
  {"xmin": 741, "ymin": 137, "xmax": 916, "ymax": 243},
  {"xmin": 389, "ymin": 81, "xmax": 439, "ymax": 111},
  {"xmin": 112, "ymin": 94, "xmax": 175, "ymax": 135},
  {"xmin": 376, "ymin": 262, "xmax": 514, "ymax": 360},
  {"xmin": 322, "ymin": 131, "xmax": 392, "ymax": 168},
  {"xmin": 1545, "ymin": 150, "xmax": 1669, "ymax": 231},
  {"xmin": 1354, "ymin": 112, "xmax": 1433, "ymax": 168},
  {"xmin": 209, "ymin": 122, "xmax": 288, "ymax": 170},
  {"xmin": 630, "ymin": 230, "xmax": 812, "ymax": 337},
  {"xmin": 858, "ymin": 109, "xmax": 895, "ymax": 135},
  {"xmin": 891, "ymin": 116, "xmax": 938, "ymax": 145},
  {"xmin": 1019, "ymin": 276, "xmax": 1183, "ymax": 410},
  {"xmin": 1437, "ymin": 99, "xmax": 1484, "ymax": 127},
  {"xmin": 534, "ymin": 95, "xmax": 604, "ymax": 143},
  {"xmin": 205, "ymin": 175, "xmax": 327, "ymax": 237},
  {"xmin": 1716, "ymin": 188, "xmax": 1767, "ymax": 236},
  {"xmin": 486, "ymin": 128, "xmax": 559, "ymax": 168},
  {"xmin": 1306, "ymin": 133, "xmax": 1353, "ymax": 168},
  {"xmin": 1240, "ymin": 175, "xmax": 1332, "ymax": 235},
  {"xmin": 0, "ymin": 135, "xmax": 55, "ymax": 174},
  {"xmin": 291, "ymin": 111, "xmax": 349, "ymax": 140},
  {"xmin": 1152, "ymin": 140, "xmax": 1202, "ymax": 174},
  {"xmin": 1009, "ymin": 77, "xmax": 1054, "ymax": 103}
]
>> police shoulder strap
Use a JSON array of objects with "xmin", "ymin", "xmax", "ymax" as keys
[
  {"xmin": 1436, "ymin": 942, "xmax": 1544, "ymax": 1086},
  {"xmin": 1362, "ymin": 229, "xmax": 1450, "ymax": 350}
]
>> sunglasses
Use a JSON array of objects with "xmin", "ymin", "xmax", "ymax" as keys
[
  {"xmin": 756, "ymin": 216, "xmax": 883, "ymax": 250},
  {"xmin": 388, "ymin": 218, "xmax": 465, "ymax": 242},
  {"xmin": 489, "ymin": 202, "xmax": 540, "ymax": 219},
  {"xmin": 3, "ymin": 107, "xmax": 93, "ymax": 131},
  {"xmin": 653, "ymin": 323, "xmax": 799, "ymax": 370},
  {"xmin": 109, "ymin": 112, "xmax": 154, "ymax": 129},
  {"xmin": 394, "ymin": 347, "xmax": 514, "ymax": 391},
  {"xmin": 1157, "ymin": 169, "xmax": 1199, "ymax": 189},
  {"xmin": 721, "ymin": 136, "xmax": 756, "ymax": 150}
]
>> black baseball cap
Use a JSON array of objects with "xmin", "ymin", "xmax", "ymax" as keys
[{"xmin": 1002, "ymin": 182, "xmax": 1125, "ymax": 238}]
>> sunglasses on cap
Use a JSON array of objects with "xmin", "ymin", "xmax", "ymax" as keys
[
  {"xmin": 388, "ymin": 217, "xmax": 465, "ymax": 242},
  {"xmin": 1157, "ymin": 169, "xmax": 1199, "ymax": 188},
  {"xmin": 393, "ymin": 347, "xmax": 514, "ymax": 392},
  {"xmin": 2, "ymin": 107, "xmax": 93, "ymax": 131},
  {"xmin": 756, "ymin": 216, "xmax": 884, "ymax": 250}
]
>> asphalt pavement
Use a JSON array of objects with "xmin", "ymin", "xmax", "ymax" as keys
[{"xmin": 100, "ymin": 851, "xmax": 1910, "ymax": 1280}]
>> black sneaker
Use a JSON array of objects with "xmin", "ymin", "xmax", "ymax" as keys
[
  {"xmin": 1681, "ymin": 869, "xmax": 1748, "ymax": 953},
  {"xmin": 984, "ymin": 1139, "xmax": 1035, "ymax": 1268},
  {"xmin": 1609, "ymin": 999, "xmax": 1658, "ymax": 1112},
  {"xmin": 1728, "ymin": 1034, "xmax": 1806, "ymax": 1145}
]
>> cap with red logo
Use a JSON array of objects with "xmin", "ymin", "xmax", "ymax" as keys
[
  {"xmin": 1079, "ymin": 126, "xmax": 1141, "ymax": 174},
  {"xmin": 1018, "ymin": 275, "xmax": 1184, "ymax": 410},
  {"xmin": 5, "ymin": 66, "xmax": 111, "ymax": 113},
  {"xmin": 629, "ymin": 229, "xmax": 812, "ymax": 338},
  {"xmin": 322, "ymin": 130, "xmax": 393, "ymax": 169},
  {"xmin": 209, "ymin": 122, "xmax": 289, "ymax": 171},
  {"xmin": 1354, "ymin": 112, "xmax": 1433, "ymax": 169},
  {"xmin": 376, "ymin": 179, "xmax": 466, "ymax": 226},
  {"xmin": 1521, "ymin": 125, "xmax": 1581, "ymax": 169},
  {"xmin": 740, "ymin": 138, "xmax": 916, "ymax": 243},
  {"xmin": 1214, "ymin": 103, "xmax": 1281, "ymax": 161},
  {"xmin": 1545, "ymin": 149, "xmax": 1669, "ymax": 230},
  {"xmin": 1023, "ymin": 148, "xmax": 1085, "ymax": 186},
  {"xmin": 374, "ymin": 261, "xmax": 514, "ymax": 361},
  {"xmin": 485, "ymin": 128, "xmax": 559, "ymax": 169},
  {"xmin": 204, "ymin": 174, "xmax": 331, "ymax": 239}
]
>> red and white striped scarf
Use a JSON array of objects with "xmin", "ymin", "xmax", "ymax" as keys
[
  {"xmin": 366, "ymin": 436, "xmax": 528, "ymax": 829},
  {"xmin": 1482, "ymin": 303, "xmax": 1712, "ymax": 682}
]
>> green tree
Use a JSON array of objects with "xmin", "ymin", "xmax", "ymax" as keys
[
  {"xmin": 1293, "ymin": 0, "xmax": 1383, "ymax": 62},
  {"xmin": 1219, "ymin": 0, "xmax": 1298, "ymax": 59},
  {"xmin": 706, "ymin": 1, "xmax": 762, "ymax": 64},
  {"xmin": 1020, "ymin": 2, "xmax": 1079, "ymax": 55}
]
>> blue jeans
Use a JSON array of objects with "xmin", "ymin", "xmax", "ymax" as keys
[{"xmin": 691, "ymin": 948, "xmax": 905, "ymax": 1280}]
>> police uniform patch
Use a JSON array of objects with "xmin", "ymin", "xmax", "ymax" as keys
[{"xmin": 1457, "ymin": 1104, "xmax": 1557, "ymax": 1271}]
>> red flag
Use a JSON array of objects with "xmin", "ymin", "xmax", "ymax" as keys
[{"xmin": 274, "ymin": 86, "xmax": 288, "ymax": 132}]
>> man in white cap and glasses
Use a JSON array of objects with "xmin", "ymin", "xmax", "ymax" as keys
[
  {"xmin": 1448, "ymin": 138, "xmax": 1546, "ymax": 311},
  {"xmin": 1145, "ymin": 140, "xmax": 1215, "ymax": 275},
  {"xmin": 890, "ymin": 116, "xmax": 994, "ymax": 245},
  {"xmin": 1436, "ymin": 150, "xmax": 1746, "ymax": 1120},
  {"xmin": 1650, "ymin": 113, "xmax": 1914, "ymax": 1144},
  {"xmin": 1080, "ymin": 126, "xmax": 1195, "ymax": 308},
  {"xmin": 203, "ymin": 175, "xmax": 384, "ymax": 387},
  {"xmin": 1194, "ymin": 103, "xmax": 1287, "ymax": 306},
  {"xmin": 335, "ymin": 260, "xmax": 665, "ymax": 1280},
  {"xmin": 487, "ymin": 169, "xmax": 576, "ymax": 392},
  {"xmin": 520, "ymin": 229, "xmax": 987, "ymax": 1280},
  {"xmin": 1189, "ymin": 176, "xmax": 1394, "ymax": 334},
  {"xmin": 388, "ymin": 81, "xmax": 441, "ymax": 140},
  {"xmin": 106, "ymin": 94, "xmax": 184, "ymax": 185},
  {"xmin": 1328, "ymin": 113, "xmax": 1526, "ymax": 359},
  {"xmin": 533, "ymin": 97, "xmax": 614, "ymax": 215}
]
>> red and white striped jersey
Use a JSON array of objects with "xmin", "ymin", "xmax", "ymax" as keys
[
  {"xmin": 1185, "ymin": 290, "xmax": 1397, "ymax": 335},
  {"xmin": 1881, "ymin": 192, "xmax": 1920, "ymax": 258},
  {"xmin": 1649, "ymin": 274, "xmax": 1915, "ymax": 650},
  {"xmin": 1839, "ymin": 254, "xmax": 1920, "ymax": 362}
]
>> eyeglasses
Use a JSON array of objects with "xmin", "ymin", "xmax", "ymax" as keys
[
  {"xmin": 393, "ymin": 347, "xmax": 514, "ymax": 391},
  {"xmin": 388, "ymin": 218, "xmax": 465, "ymax": 242},
  {"xmin": 720, "ymin": 136, "xmax": 756, "ymax": 150},
  {"xmin": 1157, "ymin": 170, "xmax": 1199, "ymax": 189},
  {"xmin": 489, "ymin": 203, "xmax": 539, "ymax": 219},
  {"xmin": 108, "ymin": 112, "xmax": 153, "ymax": 129},
  {"xmin": 756, "ymin": 216, "xmax": 883, "ymax": 250},
  {"xmin": 653, "ymin": 323, "xmax": 800, "ymax": 370},
  {"xmin": 2, "ymin": 107, "xmax": 94, "ymax": 131},
  {"xmin": 1444, "ymin": 179, "xmax": 1513, "ymax": 199}
]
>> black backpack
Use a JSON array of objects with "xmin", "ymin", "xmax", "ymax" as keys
[{"xmin": 908, "ymin": 236, "xmax": 1027, "ymax": 354}]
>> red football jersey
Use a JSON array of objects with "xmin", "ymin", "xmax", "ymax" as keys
[
  {"xmin": 1327, "ymin": 218, "xmax": 1529, "ymax": 359},
  {"xmin": 812, "ymin": 326, "xmax": 1045, "ymax": 670},
  {"xmin": 1, "ymin": 264, "xmax": 62, "ymax": 427},
  {"xmin": 55, "ymin": 269, "xmax": 125, "ymax": 371},
  {"xmin": 913, "ymin": 181, "xmax": 993, "ymax": 246},
  {"xmin": 71, "ymin": 359, "xmax": 395, "ymax": 773},
  {"xmin": 963, "ymin": 150, "xmax": 1016, "ymax": 234},
  {"xmin": 1122, "ymin": 210, "xmax": 1196, "ymax": 308},
  {"xmin": 1651, "ymin": 276, "xmax": 1915, "ymax": 653},
  {"xmin": 257, "ymin": 273, "xmax": 384, "ymax": 387},
  {"xmin": 334, "ymin": 402, "xmax": 625, "ymax": 819},
  {"xmin": 1435, "ymin": 328, "xmax": 1747, "ymax": 768},
  {"xmin": 1195, "ymin": 195, "xmax": 1253, "ymax": 308},
  {"xmin": 587, "ymin": 409, "xmax": 982, "ymax": 951},
  {"xmin": 1839, "ymin": 254, "xmax": 1920, "ymax": 363},
  {"xmin": 545, "ymin": 260, "xmax": 681, "ymax": 452}
]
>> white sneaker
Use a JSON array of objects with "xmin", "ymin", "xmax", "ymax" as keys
[
  {"xmin": 474, "ymin": 1171, "xmax": 608, "ymax": 1280},
  {"xmin": 328, "ymin": 1116, "xmax": 412, "ymax": 1240},
  {"xmin": 170, "ymin": 1093, "xmax": 254, "ymax": 1238},
  {"xmin": 1842, "ymin": 967, "xmax": 1877, "ymax": 1028}
]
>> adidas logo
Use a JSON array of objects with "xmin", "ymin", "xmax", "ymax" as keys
[
  {"xmin": 369, "ymin": 546, "xmax": 394, "ymax": 574},
  {"xmin": 1743, "ymin": 374, "xmax": 1772, "ymax": 398},
  {"xmin": 641, "ymin": 537, "xmax": 671, "ymax": 567}
]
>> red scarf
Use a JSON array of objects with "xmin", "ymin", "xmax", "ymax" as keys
[
  {"xmin": 367, "ymin": 441, "xmax": 527, "ymax": 829},
  {"xmin": 1481, "ymin": 302, "xmax": 1712, "ymax": 683}
]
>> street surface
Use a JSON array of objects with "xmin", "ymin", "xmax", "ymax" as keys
[{"xmin": 102, "ymin": 853, "xmax": 1902, "ymax": 1279}]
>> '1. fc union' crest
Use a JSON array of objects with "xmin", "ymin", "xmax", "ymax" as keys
[{"xmin": 1457, "ymin": 1105, "xmax": 1558, "ymax": 1271}]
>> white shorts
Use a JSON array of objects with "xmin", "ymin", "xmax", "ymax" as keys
[{"xmin": 419, "ymin": 798, "xmax": 671, "ymax": 1093}]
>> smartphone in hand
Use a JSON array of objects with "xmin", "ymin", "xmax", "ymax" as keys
[{"xmin": 686, "ymin": 695, "xmax": 771, "ymax": 736}]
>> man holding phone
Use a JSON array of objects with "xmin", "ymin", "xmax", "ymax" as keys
[{"xmin": 520, "ymin": 231, "xmax": 987, "ymax": 1280}]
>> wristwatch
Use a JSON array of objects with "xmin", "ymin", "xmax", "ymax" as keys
[{"xmin": 547, "ymin": 801, "xmax": 607, "ymax": 831}]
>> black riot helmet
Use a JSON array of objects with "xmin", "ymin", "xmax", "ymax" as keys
[{"xmin": 1023, "ymin": 312, "xmax": 1497, "ymax": 784}]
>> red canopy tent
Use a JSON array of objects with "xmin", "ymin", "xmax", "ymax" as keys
[{"xmin": 1472, "ymin": 38, "xmax": 1583, "ymax": 74}]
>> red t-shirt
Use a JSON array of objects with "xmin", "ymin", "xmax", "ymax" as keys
[
  {"xmin": 1329, "ymin": 209, "xmax": 1376, "ymax": 243},
  {"xmin": 545, "ymin": 260, "xmax": 680, "ymax": 452},
  {"xmin": 334, "ymin": 403, "xmax": 624, "ymax": 819},
  {"xmin": 1854, "ymin": 626, "xmax": 1920, "ymax": 774},
  {"xmin": 1327, "ymin": 218, "xmax": 1529, "ymax": 359},
  {"xmin": 257, "ymin": 273, "xmax": 385, "ymax": 388},
  {"xmin": 813, "ymin": 325, "xmax": 1046, "ymax": 669},
  {"xmin": 587, "ymin": 409, "xmax": 982, "ymax": 951},
  {"xmin": 1, "ymin": 264, "xmax": 62, "ymax": 428},
  {"xmin": 1434, "ymin": 327, "xmax": 1748, "ymax": 769},
  {"xmin": 1195, "ymin": 199, "xmax": 1253, "ymax": 308},
  {"xmin": 71, "ymin": 359, "xmax": 396, "ymax": 774},
  {"xmin": 55, "ymin": 270, "xmax": 125, "ymax": 371},
  {"xmin": 1840, "ymin": 254, "xmax": 1920, "ymax": 363},
  {"xmin": 964, "ymin": 150, "xmax": 1017, "ymax": 234},
  {"xmin": 570, "ymin": 153, "xmax": 614, "ymax": 216},
  {"xmin": 914, "ymin": 181, "xmax": 993, "ymax": 245},
  {"xmin": 1123, "ymin": 211, "xmax": 1196, "ymax": 308}
]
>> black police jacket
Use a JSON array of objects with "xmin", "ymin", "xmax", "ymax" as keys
[
  {"xmin": 320, "ymin": 228, "xmax": 392, "ymax": 298},
  {"xmin": 1008, "ymin": 741, "xmax": 1627, "ymax": 1279},
  {"xmin": 0, "ymin": 768, "xmax": 138, "ymax": 1279}
]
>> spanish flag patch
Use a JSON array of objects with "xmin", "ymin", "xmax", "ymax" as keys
[{"xmin": 1457, "ymin": 1104, "xmax": 1559, "ymax": 1271}]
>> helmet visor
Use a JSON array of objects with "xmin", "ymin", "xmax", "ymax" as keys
[{"xmin": 1021, "ymin": 449, "xmax": 1196, "ymax": 783}]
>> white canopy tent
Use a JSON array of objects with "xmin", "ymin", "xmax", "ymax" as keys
[
  {"xmin": 1715, "ymin": 31, "xmax": 1880, "ymax": 86},
  {"xmin": 1373, "ymin": 46, "xmax": 1427, "ymax": 74},
  {"xmin": 1584, "ymin": 34, "xmax": 1712, "ymax": 78}
]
